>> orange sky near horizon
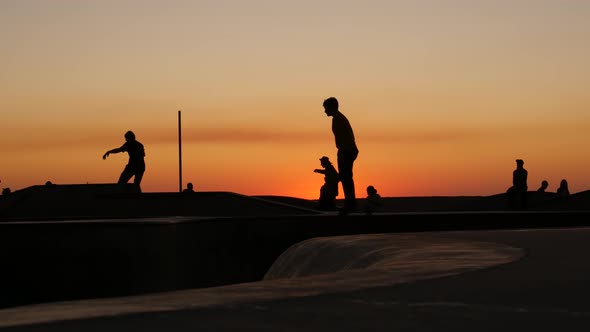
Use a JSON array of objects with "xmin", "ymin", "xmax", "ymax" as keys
[{"xmin": 2, "ymin": 1, "xmax": 590, "ymax": 199}]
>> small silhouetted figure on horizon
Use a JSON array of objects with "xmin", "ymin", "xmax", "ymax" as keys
[
  {"xmin": 537, "ymin": 180, "xmax": 549, "ymax": 192},
  {"xmin": 183, "ymin": 182, "xmax": 195, "ymax": 193},
  {"xmin": 314, "ymin": 156, "xmax": 339, "ymax": 210},
  {"xmin": 532, "ymin": 179, "xmax": 554, "ymax": 205},
  {"xmin": 556, "ymin": 179, "xmax": 570, "ymax": 197},
  {"xmin": 2, "ymin": 187, "xmax": 11, "ymax": 196},
  {"xmin": 363, "ymin": 185, "xmax": 382, "ymax": 215},
  {"xmin": 507, "ymin": 159, "xmax": 528, "ymax": 209},
  {"xmin": 103, "ymin": 130, "xmax": 146, "ymax": 190},
  {"xmin": 322, "ymin": 97, "xmax": 359, "ymax": 215}
]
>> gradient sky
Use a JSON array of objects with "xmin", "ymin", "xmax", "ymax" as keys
[{"xmin": 2, "ymin": 0, "xmax": 589, "ymax": 199}]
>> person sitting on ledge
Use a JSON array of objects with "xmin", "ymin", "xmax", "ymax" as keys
[
  {"xmin": 556, "ymin": 179, "xmax": 570, "ymax": 198},
  {"xmin": 537, "ymin": 180, "xmax": 549, "ymax": 193},
  {"xmin": 314, "ymin": 156, "xmax": 339, "ymax": 210},
  {"xmin": 183, "ymin": 182, "xmax": 195, "ymax": 193},
  {"xmin": 363, "ymin": 185, "xmax": 382, "ymax": 215}
]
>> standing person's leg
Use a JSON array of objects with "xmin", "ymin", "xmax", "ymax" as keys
[
  {"xmin": 118, "ymin": 169, "xmax": 133, "ymax": 184},
  {"xmin": 133, "ymin": 170, "xmax": 144, "ymax": 186},
  {"xmin": 337, "ymin": 149, "xmax": 358, "ymax": 210},
  {"xmin": 133, "ymin": 169, "xmax": 144, "ymax": 192}
]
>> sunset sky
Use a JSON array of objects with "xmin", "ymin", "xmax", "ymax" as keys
[{"xmin": 2, "ymin": 0, "xmax": 589, "ymax": 199}]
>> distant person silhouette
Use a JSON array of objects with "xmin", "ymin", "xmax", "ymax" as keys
[
  {"xmin": 556, "ymin": 179, "xmax": 570, "ymax": 197},
  {"xmin": 313, "ymin": 156, "xmax": 339, "ymax": 210},
  {"xmin": 507, "ymin": 159, "xmax": 528, "ymax": 209},
  {"xmin": 363, "ymin": 185, "xmax": 382, "ymax": 215},
  {"xmin": 2, "ymin": 187, "xmax": 11, "ymax": 196},
  {"xmin": 537, "ymin": 180, "xmax": 549, "ymax": 192},
  {"xmin": 322, "ymin": 97, "xmax": 359, "ymax": 215},
  {"xmin": 103, "ymin": 130, "xmax": 146, "ymax": 190},
  {"xmin": 532, "ymin": 179, "xmax": 556, "ymax": 205},
  {"xmin": 183, "ymin": 182, "xmax": 195, "ymax": 193}
]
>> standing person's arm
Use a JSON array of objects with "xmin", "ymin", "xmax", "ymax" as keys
[{"xmin": 103, "ymin": 146, "xmax": 125, "ymax": 159}]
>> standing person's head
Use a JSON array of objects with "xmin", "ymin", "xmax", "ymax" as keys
[
  {"xmin": 516, "ymin": 159, "xmax": 524, "ymax": 168},
  {"xmin": 323, "ymin": 97, "xmax": 339, "ymax": 116},
  {"xmin": 124, "ymin": 130, "xmax": 136, "ymax": 142}
]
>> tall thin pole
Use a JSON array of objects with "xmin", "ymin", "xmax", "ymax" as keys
[{"xmin": 178, "ymin": 110, "xmax": 182, "ymax": 192}]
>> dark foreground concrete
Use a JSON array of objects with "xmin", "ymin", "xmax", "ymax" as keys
[
  {"xmin": 2, "ymin": 185, "xmax": 590, "ymax": 331},
  {"xmin": 1, "ymin": 227, "xmax": 590, "ymax": 331},
  {"xmin": 2, "ymin": 210, "xmax": 590, "ymax": 309}
]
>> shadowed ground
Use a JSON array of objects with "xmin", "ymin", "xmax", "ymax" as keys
[
  {"xmin": 1, "ymin": 185, "xmax": 590, "ymax": 331},
  {"xmin": 0, "ymin": 233, "xmax": 522, "ymax": 328},
  {"xmin": 2, "ymin": 228, "xmax": 589, "ymax": 331}
]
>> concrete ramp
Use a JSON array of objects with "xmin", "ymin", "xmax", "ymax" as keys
[
  {"xmin": 0, "ymin": 184, "xmax": 140, "ymax": 219},
  {"xmin": 264, "ymin": 233, "xmax": 524, "ymax": 281},
  {"xmin": 0, "ymin": 233, "xmax": 524, "ymax": 328},
  {"xmin": 0, "ymin": 184, "xmax": 318, "ymax": 219}
]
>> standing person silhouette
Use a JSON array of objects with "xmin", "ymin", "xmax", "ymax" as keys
[
  {"xmin": 508, "ymin": 159, "xmax": 528, "ymax": 209},
  {"xmin": 322, "ymin": 97, "xmax": 359, "ymax": 215},
  {"xmin": 103, "ymin": 130, "xmax": 146, "ymax": 190}
]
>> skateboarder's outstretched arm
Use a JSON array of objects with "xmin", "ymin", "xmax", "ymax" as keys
[{"xmin": 103, "ymin": 146, "xmax": 124, "ymax": 160}]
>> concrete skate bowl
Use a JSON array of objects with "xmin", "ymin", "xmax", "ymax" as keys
[
  {"xmin": 262, "ymin": 233, "xmax": 525, "ymax": 294},
  {"xmin": 0, "ymin": 232, "xmax": 525, "ymax": 328}
]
